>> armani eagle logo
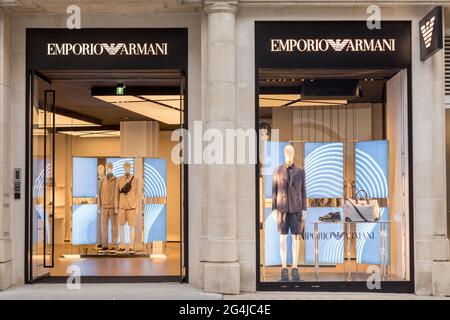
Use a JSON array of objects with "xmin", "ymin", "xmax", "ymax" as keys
[
  {"xmin": 326, "ymin": 39, "xmax": 350, "ymax": 52},
  {"xmin": 421, "ymin": 16, "xmax": 436, "ymax": 48},
  {"xmin": 101, "ymin": 43, "xmax": 125, "ymax": 55}
]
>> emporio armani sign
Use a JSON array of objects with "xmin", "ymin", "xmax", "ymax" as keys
[
  {"xmin": 419, "ymin": 6, "xmax": 443, "ymax": 61},
  {"xmin": 270, "ymin": 38, "xmax": 396, "ymax": 52},
  {"xmin": 47, "ymin": 42, "xmax": 168, "ymax": 56},
  {"xmin": 420, "ymin": 16, "xmax": 435, "ymax": 49}
]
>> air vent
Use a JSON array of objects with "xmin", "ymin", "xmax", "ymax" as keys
[
  {"xmin": 302, "ymin": 79, "xmax": 359, "ymax": 100},
  {"xmin": 445, "ymin": 36, "xmax": 450, "ymax": 104}
]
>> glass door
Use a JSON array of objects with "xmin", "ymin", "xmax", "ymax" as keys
[
  {"xmin": 29, "ymin": 72, "xmax": 56, "ymax": 282},
  {"xmin": 179, "ymin": 74, "xmax": 187, "ymax": 281}
]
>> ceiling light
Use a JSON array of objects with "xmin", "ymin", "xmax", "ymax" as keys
[
  {"xmin": 288, "ymin": 99, "xmax": 347, "ymax": 107},
  {"xmin": 59, "ymin": 130, "xmax": 121, "ymax": 138},
  {"xmin": 259, "ymin": 94, "xmax": 302, "ymax": 108},
  {"xmin": 139, "ymin": 95, "xmax": 183, "ymax": 110},
  {"xmin": 112, "ymin": 101, "xmax": 181, "ymax": 125},
  {"xmin": 38, "ymin": 110, "xmax": 100, "ymax": 128},
  {"xmin": 93, "ymin": 95, "xmax": 144, "ymax": 103}
]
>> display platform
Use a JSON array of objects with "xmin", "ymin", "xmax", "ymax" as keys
[{"xmin": 79, "ymin": 253, "xmax": 150, "ymax": 258}]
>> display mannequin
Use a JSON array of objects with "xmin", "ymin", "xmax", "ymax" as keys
[
  {"xmin": 115, "ymin": 161, "xmax": 137, "ymax": 254},
  {"xmin": 96, "ymin": 164, "xmax": 105, "ymax": 250},
  {"xmin": 272, "ymin": 145, "xmax": 307, "ymax": 281},
  {"xmin": 98, "ymin": 162, "xmax": 118, "ymax": 252}
]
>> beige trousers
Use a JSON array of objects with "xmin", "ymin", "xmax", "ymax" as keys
[{"xmin": 101, "ymin": 208, "xmax": 118, "ymax": 247}]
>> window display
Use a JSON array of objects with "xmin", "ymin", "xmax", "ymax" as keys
[{"xmin": 258, "ymin": 71, "xmax": 410, "ymax": 285}]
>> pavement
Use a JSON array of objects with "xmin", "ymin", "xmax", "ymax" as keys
[{"xmin": 0, "ymin": 283, "xmax": 449, "ymax": 300}]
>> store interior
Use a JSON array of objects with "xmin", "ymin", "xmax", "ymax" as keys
[
  {"xmin": 31, "ymin": 70, "xmax": 184, "ymax": 278},
  {"xmin": 258, "ymin": 68, "xmax": 410, "ymax": 283}
]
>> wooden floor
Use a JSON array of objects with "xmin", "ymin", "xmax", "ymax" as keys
[{"xmin": 50, "ymin": 243, "xmax": 181, "ymax": 277}]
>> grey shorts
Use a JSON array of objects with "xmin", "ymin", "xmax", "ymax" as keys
[{"xmin": 277, "ymin": 211, "xmax": 303, "ymax": 235}]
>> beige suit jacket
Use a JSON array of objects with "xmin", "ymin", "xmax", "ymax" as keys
[
  {"xmin": 115, "ymin": 174, "xmax": 138, "ymax": 210},
  {"xmin": 98, "ymin": 174, "xmax": 117, "ymax": 209}
]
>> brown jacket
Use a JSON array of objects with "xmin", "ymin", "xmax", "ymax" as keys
[
  {"xmin": 115, "ymin": 174, "xmax": 138, "ymax": 210},
  {"xmin": 98, "ymin": 174, "xmax": 117, "ymax": 209},
  {"xmin": 272, "ymin": 164, "xmax": 307, "ymax": 213}
]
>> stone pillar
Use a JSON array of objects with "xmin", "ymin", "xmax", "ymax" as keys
[
  {"xmin": 0, "ymin": 11, "xmax": 12, "ymax": 291},
  {"xmin": 202, "ymin": 1, "xmax": 240, "ymax": 294},
  {"xmin": 429, "ymin": 35, "xmax": 450, "ymax": 297}
]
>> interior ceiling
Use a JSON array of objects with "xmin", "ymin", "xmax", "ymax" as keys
[
  {"xmin": 37, "ymin": 69, "xmax": 183, "ymax": 131},
  {"xmin": 258, "ymin": 68, "xmax": 398, "ymax": 118},
  {"xmin": 259, "ymin": 68, "xmax": 398, "ymax": 102}
]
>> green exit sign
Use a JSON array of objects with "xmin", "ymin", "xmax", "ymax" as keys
[{"xmin": 116, "ymin": 85, "xmax": 125, "ymax": 95}]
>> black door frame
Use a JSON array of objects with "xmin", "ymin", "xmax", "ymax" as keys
[
  {"xmin": 254, "ymin": 21, "xmax": 415, "ymax": 293},
  {"xmin": 24, "ymin": 28, "xmax": 189, "ymax": 284}
]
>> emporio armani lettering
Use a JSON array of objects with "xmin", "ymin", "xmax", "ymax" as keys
[
  {"xmin": 270, "ymin": 38, "xmax": 396, "ymax": 52},
  {"xmin": 47, "ymin": 42, "xmax": 168, "ymax": 56}
]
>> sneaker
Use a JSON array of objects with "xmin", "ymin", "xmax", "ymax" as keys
[
  {"xmin": 109, "ymin": 247, "xmax": 117, "ymax": 253},
  {"xmin": 100, "ymin": 247, "xmax": 108, "ymax": 252},
  {"xmin": 280, "ymin": 267, "xmax": 289, "ymax": 281},
  {"xmin": 129, "ymin": 249, "xmax": 135, "ymax": 255},
  {"xmin": 291, "ymin": 267, "xmax": 301, "ymax": 281},
  {"xmin": 118, "ymin": 248, "xmax": 126, "ymax": 254},
  {"xmin": 96, "ymin": 244, "xmax": 103, "ymax": 250},
  {"xmin": 319, "ymin": 212, "xmax": 341, "ymax": 222}
]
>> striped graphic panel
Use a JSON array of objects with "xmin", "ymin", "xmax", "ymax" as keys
[{"xmin": 355, "ymin": 140, "xmax": 390, "ymax": 264}]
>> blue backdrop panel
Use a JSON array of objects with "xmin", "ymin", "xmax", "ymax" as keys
[
  {"xmin": 304, "ymin": 142, "xmax": 344, "ymax": 265},
  {"xmin": 107, "ymin": 157, "xmax": 134, "ymax": 176},
  {"xmin": 355, "ymin": 140, "xmax": 388, "ymax": 198},
  {"xmin": 304, "ymin": 208, "xmax": 344, "ymax": 264},
  {"xmin": 72, "ymin": 157, "xmax": 98, "ymax": 198},
  {"xmin": 72, "ymin": 157, "xmax": 98, "ymax": 245},
  {"xmin": 356, "ymin": 208, "xmax": 390, "ymax": 264},
  {"xmin": 72, "ymin": 204, "xmax": 98, "ymax": 245},
  {"xmin": 304, "ymin": 142, "xmax": 344, "ymax": 198},
  {"xmin": 262, "ymin": 141, "xmax": 290, "ymax": 266},
  {"xmin": 144, "ymin": 158, "xmax": 167, "ymax": 243},
  {"xmin": 355, "ymin": 140, "xmax": 390, "ymax": 264},
  {"xmin": 264, "ymin": 208, "xmax": 293, "ymax": 266},
  {"xmin": 33, "ymin": 158, "xmax": 51, "ymax": 243}
]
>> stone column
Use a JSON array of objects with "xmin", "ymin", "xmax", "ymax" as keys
[
  {"xmin": 202, "ymin": 1, "xmax": 240, "ymax": 294},
  {"xmin": 429, "ymin": 38, "xmax": 450, "ymax": 297},
  {"xmin": 0, "ymin": 11, "xmax": 12, "ymax": 291}
]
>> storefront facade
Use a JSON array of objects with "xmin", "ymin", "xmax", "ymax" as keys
[{"xmin": 0, "ymin": 1, "xmax": 450, "ymax": 296}]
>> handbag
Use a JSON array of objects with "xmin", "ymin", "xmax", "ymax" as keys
[
  {"xmin": 343, "ymin": 190, "xmax": 380, "ymax": 222},
  {"xmin": 119, "ymin": 176, "xmax": 134, "ymax": 195}
]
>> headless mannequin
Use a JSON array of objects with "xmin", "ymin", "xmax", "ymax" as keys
[
  {"xmin": 115, "ymin": 162, "xmax": 136, "ymax": 252},
  {"xmin": 278, "ymin": 145, "xmax": 307, "ymax": 269},
  {"xmin": 96, "ymin": 164, "xmax": 105, "ymax": 248},
  {"xmin": 100, "ymin": 162, "xmax": 118, "ymax": 250}
]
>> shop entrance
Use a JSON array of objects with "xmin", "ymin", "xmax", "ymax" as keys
[
  {"xmin": 25, "ymin": 28, "xmax": 188, "ymax": 283},
  {"xmin": 255, "ymin": 21, "xmax": 414, "ymax": 292},
  {"xmin": 27, "ymin": 70, "xmax": 186, "ymax": 282}
]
